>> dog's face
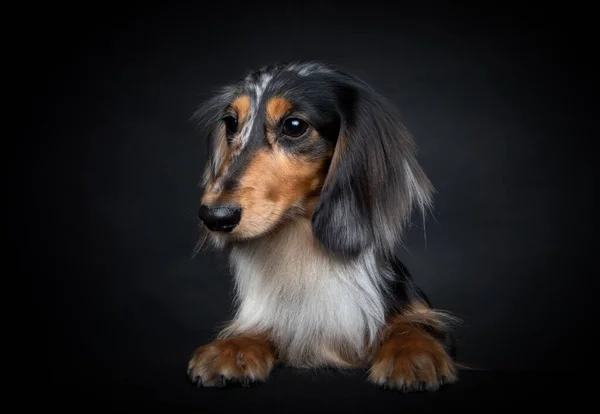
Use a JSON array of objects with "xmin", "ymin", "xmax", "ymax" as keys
[
  {"xmin": 195, "ymin": 62, "xmax": 434, "ymax": 257},
  {"xmin": 198, "ymin": 71, "xmax": 339, "ymax": 241}
]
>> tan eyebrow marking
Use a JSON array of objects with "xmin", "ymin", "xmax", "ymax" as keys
[
  {"xmin": 266, "ymin": 96, "xmax": 293, "ymax": 123},
  {"xmin": 231, "ymin": 95, "xmax": 251, "ymax": 123}
]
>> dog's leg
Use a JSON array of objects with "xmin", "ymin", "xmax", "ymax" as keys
[
  {"xmin": 188, "ymin": 334, "xmax": 276, "ymax": 387},
  {"xmin": 368, "ymin": 301, "xmax": 458, "ymax": 392}
]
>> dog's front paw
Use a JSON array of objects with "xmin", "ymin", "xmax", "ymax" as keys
[
  {"xmin": 368, "ymin": 331, "xmax": 457, "ymax": 392},
  {"xmin": 187, "ymin": 336, "xmax": 276, "ymax": 388}
]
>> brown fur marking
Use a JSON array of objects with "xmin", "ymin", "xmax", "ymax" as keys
[
  {"xmin": 368, "ymin": 302, "xmax": 458, "ymax": 392},
  {"xmin": 231, "ymin": 95, "xmax": 251, "ymax": 124},
  {"xmin": 188, "ymin": 334, "xmax": 276, "ymax": 387},
  {"xmin": 265, "ymin": 97, "xmax": 294, "ymax": 145},
  {"xmin": 226, "ymin": 146, "xmax": 328, "ymax": 238},
  {"xmin": 266, "ymin": 96, "xmax": 292, "ymax": 123}
]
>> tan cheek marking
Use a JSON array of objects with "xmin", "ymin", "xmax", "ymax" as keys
[
  {"xmin": 231, "ymin": 95, "xmax": 251, "ymax": 124},
  {"xmin": 273, "ymin": 148, "xmax": 329, "ymax": 209},
  {"xmin": 237, "ymin": 150, "xmax": 279, "ymax": 217},
  {"xmin": 235, "ymin": 145, "xmax": 331, "ymax": 234}
]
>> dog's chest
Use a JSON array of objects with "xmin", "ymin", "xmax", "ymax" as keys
[{"xmin": 227, "ymin": 220, "xmax": 388, "ymax": 367}]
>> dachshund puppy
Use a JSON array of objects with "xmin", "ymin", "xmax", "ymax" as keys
[{"xmin": 188, "ymin": 61, "xmax": 460, "ymax": 392}]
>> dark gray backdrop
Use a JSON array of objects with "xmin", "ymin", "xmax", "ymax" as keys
[{"xmin": 23, "ymin": 1, "xmax": 596, "ymax": 408}]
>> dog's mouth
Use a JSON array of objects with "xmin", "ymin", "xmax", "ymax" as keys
[{"xmin": 200, "ymin": 203, "xmax": 304, "ymax": 246}]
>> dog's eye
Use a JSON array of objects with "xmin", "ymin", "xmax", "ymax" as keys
[
  {"xmin": 222, "ymin": 116, "xmax": 238, "ymax": 135},
  {"xmin": 282, "ymin": 118, "xmax": 309, "ymax": 138}
]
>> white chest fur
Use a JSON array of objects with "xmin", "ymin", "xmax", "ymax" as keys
[{"xmin": 221, "ymin": 219, "xmax": 390, "ymax": 368}]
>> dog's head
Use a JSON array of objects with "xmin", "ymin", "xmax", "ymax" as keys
[{"xmin": 193, "ymin": 62, "xmax": 433, "ymax": 258}]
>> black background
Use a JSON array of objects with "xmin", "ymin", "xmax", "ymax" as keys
[{"xmin": 22, "ymin": 1, "xmax": 597, "ymax": 411}]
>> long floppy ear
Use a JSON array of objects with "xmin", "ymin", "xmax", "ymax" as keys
[{"xmin": 311, "ymin": 76, "xmax": 434, "ymax": 259}]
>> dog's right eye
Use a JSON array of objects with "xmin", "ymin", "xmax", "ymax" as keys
[
  {"xmin": 222, "ymin": 116, "xmax": 238, "ymax": 135},
  {"xmin": 282, "ymin": 118, "xmax": 309, "ymax": 138}
]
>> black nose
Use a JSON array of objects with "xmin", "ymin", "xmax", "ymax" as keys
[{"xmin": 198, "ymin": 205, "xmax": 242, "ymax": 232}]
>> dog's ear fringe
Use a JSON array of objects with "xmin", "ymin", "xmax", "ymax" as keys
[
  {"xmin": 190, "ymin": 86, "xmax": 240, "ymax": 187},
  {"xmin": 312, "ymin": 76, "xmax": 434, "ymax": 259},
  {"xmin": 190, "ymin": 87, "xmax": 233, "ymax": 126}
]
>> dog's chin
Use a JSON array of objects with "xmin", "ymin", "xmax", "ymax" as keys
[
  {"xmin": 201, "ymin": 204, "xmax": 311, "ymax": 250},
  {"xmin": 207, "ymin": 216, "xmax": 301, "ymax": 248},
  {"xmin": 202, "ymin": 225, "xmax": 270, "ymax": 249}
]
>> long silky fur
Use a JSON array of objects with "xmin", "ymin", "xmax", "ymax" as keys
[{"xmin": 191, "ymin": 61, "xmax": 459, "ymax": 369}]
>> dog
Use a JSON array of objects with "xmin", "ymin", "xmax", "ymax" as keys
[{"xmin": 187, "ymin": 61, "xmax": 460, "ymax": 392}]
